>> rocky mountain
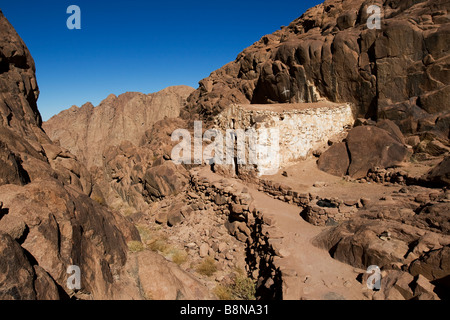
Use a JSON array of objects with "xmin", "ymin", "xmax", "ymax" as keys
[
  {"xmin": 44, "ymin": 85, "xmax": 194, "ymax": 168},
  {"xmin": 182, "ymin": 0, "xmax": 449, "ymax": 138},
  {"xmin": 3, "ymin": 0, "xmax": 450, "ymax": 301},
  {"xmin": 0, "ymin": 10, "xmax": 211, "ymax": 300}
]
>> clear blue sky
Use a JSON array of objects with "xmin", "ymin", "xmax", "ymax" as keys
[{"xmin": 1, "ymin": 0, "xmax": 322, "ymax": 121}]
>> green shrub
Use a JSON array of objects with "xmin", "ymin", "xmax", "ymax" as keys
[
  {"xmin": 136, "ymin": 224, "xmax": 153, "ymax": 243},
  {"xmin": 214, "ymin": 271, "xmax": 256, "ymax": 300},
  {"xmin": 233, "ymin": 275, "xmax": 256, "ymax": 300}
]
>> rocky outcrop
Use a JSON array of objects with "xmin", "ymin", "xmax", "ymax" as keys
[
  {"xmin": 0, "ymin": 8, "xmax": 133, "ymax": 299},
  {"xmin": 368, "ymin": 270, "xmax": 440, "ymax": 300},
  {"xmin": 0, "ymin": 181, "xmax": 141, "ymax": 300},
  {"xmin": 44, "ymin": 86, "xmax": 194, "ymax": 168},
  {"xmin": 43, "ymin": 83, "xmax": 194, "ymax": 215},
  {"xmin": 316, "ymin": 142, "xmax": 350, "ymax": 177},
  {"xmin": 312, "ymin": 186, "xmax": 450, "ymax": 299},
  {"xmin": 409, "ymin": 245, "xmax": 450, "ymax": 299},
  {"xmin": 93, "ymin": 117, "xmax": 191, "ymax": 214},
  {"xmin": 318, "ymin": 121, "xmax": 411, "ymax": 178},
  {"xmin": 0, "ymin": 10, "xmax": 42, "ymax": 142},
  {"xmin": 423, "ymin": 156, "xmax": 450, "ymax": 187},
  {"xmin": 0, "ymin": 232, "xmax": 58, "ymax": 300},
  {"xmin": 123, "ymin": 250, "xmax": 214, "ymax": 300},
  {"xmin": 0, "ymin": 10, "xmax": 211, "ymax": 300},
  {"xmin": 183, "ymin": 0, "xmax": 450, "ymax": 139}
]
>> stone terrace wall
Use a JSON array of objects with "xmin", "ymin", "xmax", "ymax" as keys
[
  {"xmin": 257, "ymin": 178, "xmax": 360, "ymax": 227},
  {"xmin": 189, "ymin": 169, "xmax": 283, "ymax": 299}
]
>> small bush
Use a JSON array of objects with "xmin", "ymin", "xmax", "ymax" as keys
[
  {"xmin": 196, "ymin": 257, "xmax": 217, "ymax": 277},
  {"xmin": 171, "ymin": 249, "xmax": 188, "ymax": 266},
  {"xmin": 127, "ymin": 241, "xmax": 145, "ymax": 252},
  {"xmin": 136, "ymin": 224, "xmax": 153, "ymax": 243},
  {"xmin": 233, "ymin": 275, "xmax": 256, "ymax": 300},
  {"xmin": 148, "ymin": 238, "xmax": 169, "ymax": 252},
  {"xmin": 135, "ymin": 225, "xmax": 188, "ymax": 265},
  {"xmin": 214, "ymin": 271, "xmax": 256, "ymax": 300},
  {"xmin": 123, "ymin": 207, "xmax": 136, "ymax": 216},
  {"xmin": 214, "ymin": 285, "xmax": 233, "ymax": 300}
]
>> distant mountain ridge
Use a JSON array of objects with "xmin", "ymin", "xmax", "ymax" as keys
[
  {"xmin": 43, "ymin": 85, "xmax": 194, "ymax": 168},
  {"xmin": 5, "ymin": 0, "xmax": 449, "ymax": 301}
]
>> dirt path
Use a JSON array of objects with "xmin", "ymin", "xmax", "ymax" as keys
[{"xmin": 197, "ymin": 167, "xmax": 370, "ymax": 300}]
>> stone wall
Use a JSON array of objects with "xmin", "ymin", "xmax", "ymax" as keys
[
  {"xmin": 189, "ymin": 169, "xmax": 282, "ymax": 299},
  {"xmin": 257, "ymin": 178, "xmax": 361, "ymax": 227},
  {"xmin": 214, "ymin": 103, "xmax": 355, "ymax": 174}
]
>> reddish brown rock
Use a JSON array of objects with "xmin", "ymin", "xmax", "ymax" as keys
[
  {"xmin": 0, "ymin": 214, "xmax": 27, "ymax": 240},
  {"xmin": 318, "ymin": 125, "xmax": 410, "ymax": 178},
  {"xmin": 166, "ymin": 202, "xmax": 185, "ymax": 227},
  {"xmin": 409, "ymin": 245, "xmax": 450, "ymax": 284},
  {"xmin": 423, "ymin": 156, "xmax": 450, "ymax": 187},
  {"xmin": 126, "ymin": 250, "xmax": 214, "ymax": 300},
  {"xmin": 0, "ymin": 233, "xmax": 38, "ymax": 300},
  {"xmin": 346, "ymin": 126, "xmax": 410, "ymax": 179},
  {"xmin": 313, "ymin": 211, "xmax": 450, "ymax": 270},
  {"xmin": 376, "ymin": 119, "xmax": 406, "ymax": 144},
  {"xmin": 317, "ymin": 142, "xmax": 349, "ymax": 177},
  {"xmin": 32, "ymin": 265, "xmax": 60, "ymax": 300},
  {"xmin": 0, "ymin": 10, "xmax": 212, "ymax": 300},
  {"xmin": 182, "ymin": 0, "xmax": 450, "ymax": 138},
  {"xmin": 44, "ymin": 86, "xmax": 194, "ymax": 168},
  {"xmin": 143, "ymin": 161, "xmax": 189, "ymax": 201}
]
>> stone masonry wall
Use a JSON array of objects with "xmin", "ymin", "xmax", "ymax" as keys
[
  {"xmin": 214, "ymin": 103, "xmax": 355, "ymax": 173},
  {"xmin": 257, "ymin": 178, "xmax": 360, "ymax": 227},
  {"xmin": 189, "ymin": 169, "xmax": 283, "ymax": 299}
]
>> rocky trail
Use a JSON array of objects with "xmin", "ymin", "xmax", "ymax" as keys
[
  {"xmin": 196, "ymin": 166, "xmax": 368, "ymax": 300},
  {"xmin": 1, "ymin": 0, "xmax": 448, "ymax": 301}
]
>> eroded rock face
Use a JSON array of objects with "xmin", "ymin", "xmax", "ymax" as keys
[
  {"xmin": 317, "ymin": 142, "xmax": 350, "ymax": 176},
  {"xmin": 0, "ymin": 9, "xmax": 139, "ymax": 299},
  {"xmin": 0, "ymin": 10, "xmax": 42, "ymax": 140},
  {"xmin": 423, "ymin": 156, "xmax": 450, "ymax": 186},
  {"xmin": 0, "ymin": 10, "xmax": 211, "ymax": 300},
  {"xmin": 312, "ymin": 187, "xmax": 450, "ymax": 299},
  {"xmin": 44, "ymin": 86, "xmax": 194, "ymax": 168},
  {"xmin": 318, "ymin": 123, "xmax": 411, "ymax": 178},
  {"xmin": 183, "ymin": 0, "xmax": 450, "ymax": 137},
  {"xmin": 125, "ymin": 250, "xmax": 214, "ymax": 300},
  {"xmin": 43, "ymin": 83, "xmax": 194, "ymax": 217},
  {"xmin": 346, "ymin": 126, "xmax": 411, "ymax": 179},
  {"xmin": 96, "ymin": 117, "xmax": 191, "ymax": 213},
  {"xmin": 0, "ymin": 232, "xmax": 41, "ymax": 300}
]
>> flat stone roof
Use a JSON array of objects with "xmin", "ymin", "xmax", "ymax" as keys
[{"xmin": 238, "ymin": 101, "xmax": 344, "ymax": 112}]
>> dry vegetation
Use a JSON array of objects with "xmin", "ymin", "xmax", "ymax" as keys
[
  {"xmin": 214, "ymin": 269, "xmax": 256, "ymax": 300},
  {"xmin": 196, "ymin": 257, "xmax": 217, "ymax": 277}
]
